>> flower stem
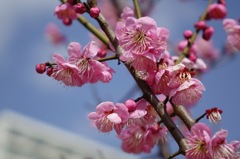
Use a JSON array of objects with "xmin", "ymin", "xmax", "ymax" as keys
[
  {"xmin": 133, "ymin": 0, "xmax": 142, "ymax": 18},
  {"xmin": 97, "ymin": 55, "xmax": 118, "ymax": 62},
  {"xmin": 195, "ymin": 112, "xmax": 207, "ymax": 123},
  {"xmin": 168, "ymin": 150, "xmax": 181, "ymax": 159}
]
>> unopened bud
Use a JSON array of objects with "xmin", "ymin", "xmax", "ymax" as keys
[
  {"xmin": 36, "ymin": 63, "xmax": 46, "ymax": 74},
  {"xmin": 89, "ymin": 7, "xmax": 100, "ymax": 18},
  {"xmin": 208, "ymin": 4, "xmax": 227, "ymax": 19},
  {"xmin": 194, "ymin": 21, "xmax": 207, "ymax": 30},
  {"xmin": 183, "ymin": 30, "xmax": 193, "ymax": 39},
  {"xmin": 46, "ymin": 67, "xmax": 53, "ymax": 76},
  {"xmin": 74, "ymin": 3, "xmax": 86, "ymax": 14},
  {"xmin": 63, "ymin": 18, "xmax": 72, "ymax": 26},
  {"xmin": 203, "ymin": 26, "xmax": 214, "ymax": 41},
  {"xmin": 125, "ymin": 99, "xmax": 136, "ymax": 112}
]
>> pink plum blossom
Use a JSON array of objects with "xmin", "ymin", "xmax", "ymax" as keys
[
  {"xmin": 150, "ymin": 52, "xmax": 174, "ymax": 95},
  {"xmin": 119, "ymin": 124, "xmax": 167, "ymax": 154},
  {"xmin": 115, "ymin": 16, "xmax": 169, "ymax": 64},
  {"xmin": 88, "ymin": 101, "xmax": 129, "ymax": 134},
  {"xmin": 51, "ymin": 53, "xmax": 84, "ymax": 86},
  {"xmin": 67, "ymin": 41, "xmax": 114, "ymax": 84},
  {"xmin": 186, "ymin": 123, "xmax": 240, "ymax": 159},
  {"xmin": 168, "ymin": 64, "xmax": 205, "ymax": 106},
  {"xmin": 55, "ymin": 3, "xmax": 77, "ymax": 25},
  {"xmin": 223, "ymin": 18, "xmax": 240, "ymax": 52},
  {"xmin": 206, "ymin": 107, "xmax": 223, "ymax": 124},
  {"xmin": 127, "ymin": 99, "xmax": 158, "ymax": 127},
  {"xmin": 186, "ymin": 123, "xmax": 213, "ymax": 159},
  {"xmin": 210, "ymin": 130, "xmax": 239, "ymax": 159}
]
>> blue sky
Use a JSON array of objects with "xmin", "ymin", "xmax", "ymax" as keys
[{"xmin": 0, "ymin": 0, "xmax": 239, "ymax": 158}]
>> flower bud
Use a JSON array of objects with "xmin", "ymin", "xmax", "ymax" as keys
[
  {"xmin": 63, "ymin": 18, "xmax": 72, "ymax": 26},
  {"xmin": 74, "ymin": 3, "xmax": 86, "ymax": 14},
  {"xmin": 89, "ymin": 7, "xmax": 100, "ymax": 18},
  {"xmin": 46, "ymin": 67, "xmax": 53, "ymax": 76},
  {"xmin": 208, "ymin": 4, "xmax": 227, "ymax": 19},
  {"xmin": 125, "ymin": 99, "xmax": 136, "ymax": 112},
  {"xmin": 203, "ymin": 26, "xmax": 214, "ymax": 41},
  {"xmin": 194, "ymin": 21, "xmax": 207, "ymax": 30},
  {"xmin": 36, "ymin": 63, "xmax": 46, "ymax": 74},
  {"xmin": 183, "ymin": 30, "xmax": 193, "ymax": 39}
]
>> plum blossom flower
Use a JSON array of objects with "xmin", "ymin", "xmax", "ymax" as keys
[
  {"xmin": 51, "ymin": 53, "xmax": 84, "ymax": 86},
  {"xmin": 168, "ymin": 64, "xmax": 205, "ymax": 106},
  {"xmin": 186, "ymin": 123, "xmax": 212, "ymax": 159},
  {"xmin": 186, "ymin": 123, "xmax": 240, "ymax": 159},
  {"xmin": 210, "ymin": 130, "xmax": 240, "ymax": 159},
  {"xmin": 206, "ymin": 107, "xmax": 223, "ymax": 124},
  {"xmin": 118, "ymin": 124, "xmax": 167, "ymax": 154},
  {"xmin": 150, "ymin": 51, "xmax": 174, "ymax": 95},
  {"xmin": 223, "ymin": 18, "xmax": 240, "ymax": 51},
  {"xmin": 115, "ymin": 16, "xmax": 169, "ymax": 64},
  {"xmin": 126, "ymin": 99, "xmax": 158, "ymax": 127},
  {"xmin": 88, "ymin": 101, "xmax": 129, "ymax": 134},
  {"xmin": 67, "ymin": 41, "xmax": 114, "ymax": 84},
  {"xmin": 50, "ymin": 41, "xmax": 114, "ymax": 87},
  {"xmin": 55, "ymin": 3, "xmax": 77, "ymax": 25}
]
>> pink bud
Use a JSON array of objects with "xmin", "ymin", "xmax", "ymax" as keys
[
  {"xmin": 208, "ymin": 4, "xmax": 227, "ymax": 19},
  {"xmin": 97, "ymin": 48, "xmax": 107, "ymax": 58},
  {"xmin": 63, "ymin": 18, "xmax": 72, "ymax": 26},
  {"xmin": 178, "ymin": 40, "xmax": 188, "ymax": 51},
  {"xmin": 183, "ymin": 30, "xmax": 193, "ymax": 39},
  {"xmin": 203, "ymin": 26, "xmax": 214, "ymax": 41},
  {"xmin": 36, "ymin": 63, "xmax": 46, "ymax": 74},
  {"xmin": 189, "ymin": 52, "xmax": 197, "ymax": 63},
  {"xmin": 194, "ymin": 21, "xmax": 207, "ymax": 30},
  {"xmin": 74, "ymin": 3, "xmax": 86, "ymax": 14},
  {"xmin": 89, "ymin": 7, "xmax": 100, "ymax": 18},
  {"xmin": 125, "ymin": 99, "xmax": 136, "ymax": 112},
  {"xmin": 46, "ymin": 67, "xmax": 53, "ymax": 76}
]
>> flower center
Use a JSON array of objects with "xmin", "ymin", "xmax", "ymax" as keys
[{"xmin": 179, "ymin": 71, "xmax": 191, "ymax": 82}]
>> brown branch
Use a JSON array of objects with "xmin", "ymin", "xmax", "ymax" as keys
[
  {"xmin": 86, "ymin": 0, "xmax": 189, "ymax": 155},
  {"xmin": 171, "ymin": 102, "xmax": 195, "ymax": 130}
]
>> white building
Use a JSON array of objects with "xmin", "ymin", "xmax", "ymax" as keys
[{"xmin": 0, "ymin": 111, "xmax": 138, "ymax": 159}]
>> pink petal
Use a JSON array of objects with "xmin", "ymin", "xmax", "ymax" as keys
[
  {"xmin": 82, "ymin": 41, "xmax": 99, "ymax": 58},
  {"xmin": 96, "ymin": 101, "xmax": 114, "ymax": 114},
  {"xmin": 88, "ymin": 112, "xmax": 100, "ymax": 120},
  {"xmin": 53, "ymin": 53, "xmax": 66, "ymax": 65},
  {"xmin": 68, "ymin": 42, "xmax": 82, "ymax": 59},
  {"xmin": 107, "ymin": 113, "xmax": 122, "ymax": 124}
]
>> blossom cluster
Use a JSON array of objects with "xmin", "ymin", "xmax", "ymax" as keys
[
  {"xmin": 186, "ymin": 123, "xmax": 240, "ymax": 159},
  {"xmin": 36, "ymin": 0, "xmax": 240, "ymax": 158},
  {"xmin": 51, "ymin": 41, "xmax": 113, "ymax": 86},
  {"xmin": 88, "ymin": 99, "xmax": 167, "ymax": 154}
]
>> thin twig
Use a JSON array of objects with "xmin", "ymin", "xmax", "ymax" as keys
[
  {"xmin": 133, "ymin": 0, "xmax": 142, "ymax": 18},
  {"xmin": 175, "ymin": 0, "xmax": 214, "ymax": 64}
]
